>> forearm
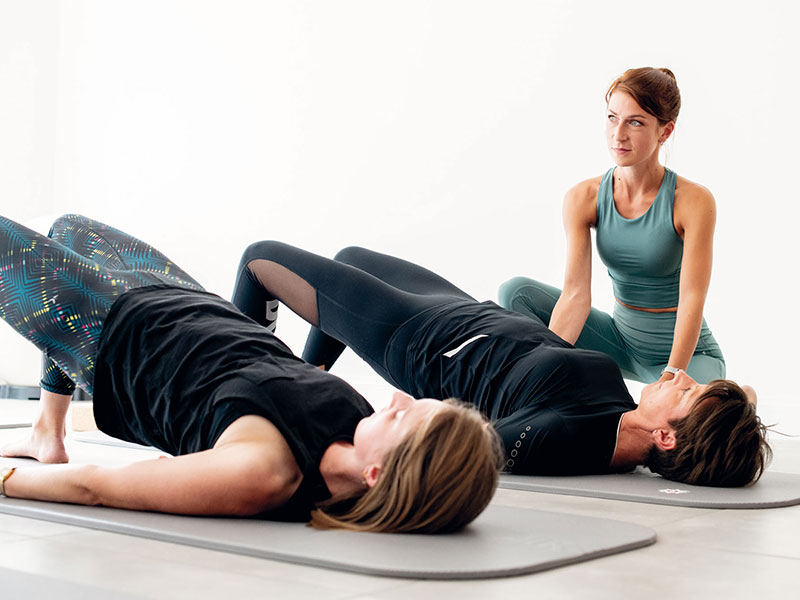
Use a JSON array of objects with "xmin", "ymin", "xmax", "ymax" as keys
[
  {"xmin": 667, "ymin": 186, "xmax": 715, "ymax": 376},
  {"xmin": 3, "ymin": 464, "xmax": 99, "ymax": 505},
  {"xmin": 664, "ymin": 298, "xmax": 705, "ymax": 373},
  {"xmin": 548, "ymin": 293, "xmax": 590, "ymax": 345},
  {"xmin": 4, "ymin": 423, "xmax": 292, "ymax": 516},
  {"xmin": 2, "ymin": 459, "xmax": 274, "ymax": 515}
]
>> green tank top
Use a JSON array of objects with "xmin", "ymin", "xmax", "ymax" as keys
[{"xmin": 595, "ymin": 167, "xmax": 683, "ymax": 308}]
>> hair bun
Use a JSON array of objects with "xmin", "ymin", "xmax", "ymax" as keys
[{"xmin": 606, "ymin": 67, "xmax": 681, "ymax": 123}]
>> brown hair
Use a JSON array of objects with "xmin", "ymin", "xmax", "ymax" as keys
[
  {"xmin": 606, "ymin": 67, "xmax": 681, "ymax": 125},
  {"xmin": 646, "ymin": 380, "xmax": 772, "ymax": 487},
  {"xmin": 310, "ymin": 399, "xmax": 504, "ymax": 533}
]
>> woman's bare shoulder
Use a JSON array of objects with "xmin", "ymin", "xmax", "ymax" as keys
[
  {"xmin": 566, "ymin": 175, "xmax": 603, "ymax": 202},
  {"xmin": 564, "ymin": 175, "xmax": 604, "ymax": 225},
  {"xmin": 674, "ymin": 174, "xmax": 716, "ymax": 213}
]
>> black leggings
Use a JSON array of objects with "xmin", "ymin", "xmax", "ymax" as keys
[
  {"xmin": 0, "ymin": 214, "xmax": 202, "ymax": 395},
  {"xmin": 232, "ymin": 242, "xmax": 474, "ymax": 385}
]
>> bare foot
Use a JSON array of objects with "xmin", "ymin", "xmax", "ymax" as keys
[{"xmin": 0, "ymin": 429, "xmax": 69, "ymax": 463}]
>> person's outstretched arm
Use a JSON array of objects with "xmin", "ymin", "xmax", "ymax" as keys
[
  {"xmin": 659, "ymin": 182, "xmax": 716, "ymax": 380},
  {"xmin": 2, "ymin": 415, "xmax": 301, "ymax": 516},
  {"xmin": 548, "ymin": 181, "xmax": 596, "ymax": 344}
]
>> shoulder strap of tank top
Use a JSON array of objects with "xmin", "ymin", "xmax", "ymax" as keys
[
  {"xmin": 653, "ymin": 167, "xmax": 678, "ymax": 220},
  {"xmin": 595, "ymin": 167, "xmax": 616, "ymax": 225}
]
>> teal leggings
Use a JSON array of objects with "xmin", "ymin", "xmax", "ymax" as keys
[{"xmin": 498, "ymin": 277, "xmax": 725, "ymax": 384}]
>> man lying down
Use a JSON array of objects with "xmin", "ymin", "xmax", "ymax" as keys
[{"xmin": 233, "ymin": 241, "xmax": 771, "ymax": 487}]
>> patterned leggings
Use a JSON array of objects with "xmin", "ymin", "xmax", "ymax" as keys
[{"xmin": 0, "ymin": 214, "xmax": 203, "ymax": 396}]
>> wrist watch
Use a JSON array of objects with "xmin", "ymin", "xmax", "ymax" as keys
[{"xmin": 661, "ymin": 366, "xmax": 683, "ymax": 376}]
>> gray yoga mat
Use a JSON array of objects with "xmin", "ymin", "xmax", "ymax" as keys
[
  {"xmin": 0, "ymin": 498, "xmax": 655, "ymax": 579},
  {"xmin": 498, "ymin": 468, "xmax": 800, "ymax": 508},
  {"xmin": 71, "ymin": 433, "xmax": 800, "ymax": 508}
]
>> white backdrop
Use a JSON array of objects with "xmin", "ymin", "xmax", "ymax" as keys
[{"xmin": 1, "ymin": 0, "xmax": 798, "ymax": 403}]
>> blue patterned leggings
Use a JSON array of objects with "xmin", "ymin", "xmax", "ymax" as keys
[{"xmin": 0, "ymin": 214, "xmax": 202, "ymax": 396}]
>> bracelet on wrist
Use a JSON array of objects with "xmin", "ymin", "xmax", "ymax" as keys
[{"xmin": 0, "ymin": 466, "xmax": 16, "ymax": 497}]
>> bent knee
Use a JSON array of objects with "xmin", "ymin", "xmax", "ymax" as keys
[
  {"xmin": 49, "ymin": 214, "xmax": 92, "ymax": 235},
  {"xmin": 333, "ymin": 245, "xmax": 369, "ymax": 263},
  {"xmin": 497, "ymin": 276, "xmax": 539, "ymax": 308},
  {"xmin": 240, "ymin": 240, "xmax": 287, "ymax": 266}
]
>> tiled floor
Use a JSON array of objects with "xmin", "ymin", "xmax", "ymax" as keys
[{"xmin": 0, "ymin": 375, "xmax": 798, "ymax": 599}]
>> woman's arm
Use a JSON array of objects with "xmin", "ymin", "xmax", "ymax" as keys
[
  {"xmin": 662, "ymin": 181, "xmax": 717, "ymax": 379},
  {"xmin": 548, "ymin": 181, "xmax": 597, "ymax": 344},
  {"xmin": 3, "ymin": 416, "xmax": 302, "ymax": 516}
]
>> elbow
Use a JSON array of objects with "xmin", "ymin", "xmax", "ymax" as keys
[
  {"xmin": 228, "ymin": 491, "xmax": 288, "ymax": 518},
  {"xmin": 558, "ymin": 279, "xmax": 590, "ymax": 303},
  {"xmin": 558, "ymin": 289, "xmax": 591, "ymax": 314},
  {"xmin": 229, "ymin": 466, "xmax": 302, "ymax": 517},
  {"xmin": 227, "ymin": 500, "xmax": 268, "ymax": 518}
]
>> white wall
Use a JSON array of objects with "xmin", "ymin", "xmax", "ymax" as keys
[
  {"xmin": 0, "ymin": 0, "xmax": 59, "ymax": 219},
  {"xmin": 0, "ymin": 0, "xmax": 60, "ymax": 385},
  {"xmin": 1, "ymin": 0, "xmax": 797, "ymax": 402}
]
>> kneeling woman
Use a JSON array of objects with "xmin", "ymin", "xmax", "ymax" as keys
[
  {"xmin": 499, "ymin": 67, "xmax": 724, "ymax": 384},
  {"xmin": 232, "ymin": 242, "xmax": 770, "ymax": 487},
  {"xmin": 0, "ymin": 215, "xmax": 501, "ymax": 533}
]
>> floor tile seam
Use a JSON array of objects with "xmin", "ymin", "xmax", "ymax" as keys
[
  {"xmin": 344, "ymin": 581, "xmax": 435, "ymax": 600},
  {"xmin": 0, "ymin": 550, "xmax": 358, "ymax": 599},
  {"xmin": 645, "ymin": 537, "xmax": 800, "ymax": 563},
  {"xmin": 245, "ymin": 575, "xmax": 409, "ymax": 599},
  {"xmin": 676, "ymin": 543, "xmax": 800, "ymax": 563},
  {"xmin": 0, "ymin": 532, "xmax": 29, "ymax": 544},
  {"xmin": 0, "ymin": 521, "xmax": 88, "ymax": 542},
  {"xmin": 651, "ymin": 504, "xmax": 800, "ymax": 533},
  {"xmin": 0, "ymin": 565, "xmax": 254, "ymax": 600}
]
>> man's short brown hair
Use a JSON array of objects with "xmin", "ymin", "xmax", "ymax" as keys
[{"xmin": 646, "ymin": 380, "xmax": 771, "ymax": 487}]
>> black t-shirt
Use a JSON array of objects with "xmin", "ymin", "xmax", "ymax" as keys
[
  {"xmin": 389, "ymin": 300, "xmax": 636, "ymax": 475},
  {"xmin": 93, "ymin": 285, "xmax": 373, "ymax": 519}
]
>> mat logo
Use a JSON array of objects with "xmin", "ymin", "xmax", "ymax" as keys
[{"xmin": 659, "ymin": 488, "xmax": 690, "ymax": 494}]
